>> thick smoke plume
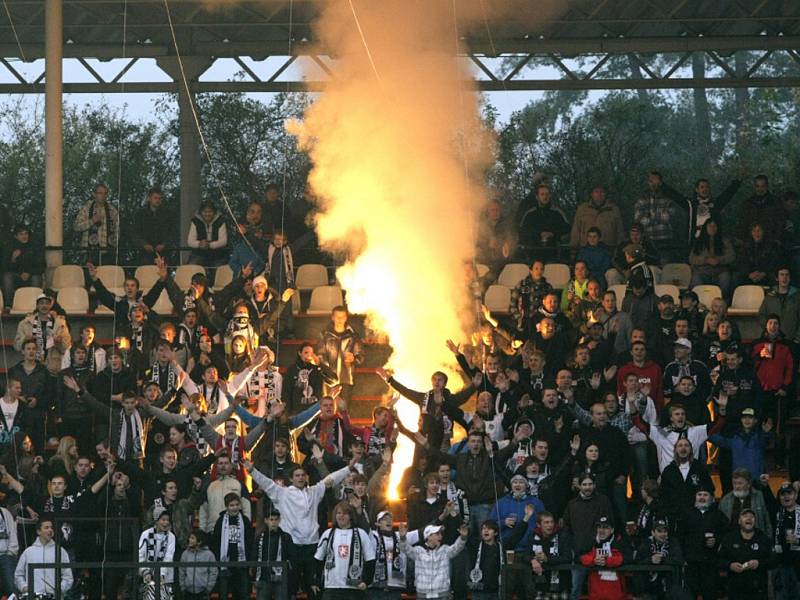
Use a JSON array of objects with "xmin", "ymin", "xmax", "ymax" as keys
[{"xmin": 290, "ymin": 0, "xmax": 529, "ymax": 496}]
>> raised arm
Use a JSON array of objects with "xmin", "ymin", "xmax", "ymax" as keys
[{"xmin": 379, "ymin": 369, "xmax": 426, "ymax": 405}]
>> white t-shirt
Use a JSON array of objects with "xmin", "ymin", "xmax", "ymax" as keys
[
  {"xmin": 1, "ymin": 400, "xmax": 19, "ymax": 431},
  {"xmin": 314, "ymin": 528, "xmax": 375, "ymax": 589},
  {"xmin": 370, "ymin": 530, "xmax": 407, "ymax": 589}
]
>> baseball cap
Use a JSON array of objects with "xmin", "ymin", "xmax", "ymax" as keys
[
  {"xmin": 779, "ymin": 482, "xmax": 796, "ymax": 495},
  {"xmin": 423, "ymin": 525, "xmax": 443, "ymax": 539},
  {"xmin": 652, "ymin": 518, "xmax": 669, "ymax": 530},
  {"xmin": 674, "ymin": 338, "xmax": 692, "ymax": 350},
  {"xmin": 741, "ymin": 408, "xmax": 756, "ymax": 417},
  {"xmin": 375, "ymin": 511, "xmax": 393, "ymax": 523},
  {"xmin": 740, "ymin": 508, "xmax": 756, "ymax": 517},
  {"xmin": 595, "ymin": 516, "xmax": 613, "ymax": 528},
  {"xmin": 35, "ymin": 293, "xmax": 51, "ymax": 302},
  {"xmin": 153, "ymin": 506, "xmax": 170, "ymax": 522}
]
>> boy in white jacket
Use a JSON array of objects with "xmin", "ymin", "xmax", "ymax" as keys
[
  {"xmin": 0, "ymin": 503, "xmax": 19, "ymax": 596},
  {"xmin": 138, "ymin": 508, "xmax": 177, "ymax": 598},
  {"xmin": 14, "ymin": 518, "xmax": 72, "ymax": 596},
  {"xmin": 399, "ymin": 521, "xmax": 468, "ymax": 600}
]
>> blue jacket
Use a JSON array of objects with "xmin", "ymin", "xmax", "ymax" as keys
[
  {"xmin": 229, "ymin": 238, "xmax": 267, "ymax": 277},
  {"xmin": 488, "ymin": 493, "xmax": 545, "ymax": 550},
  {"xmin": 710, "ymin": 428, "xmax": 773, "ymax": 479},
  {"xmin": 576, "ymin": 244, "xmax": 613, "ymax": 283}
]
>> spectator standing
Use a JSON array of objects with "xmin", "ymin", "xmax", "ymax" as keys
[
  {"xmin": 609, "ymin": 223, "xmax": 660, "ymax": 285},
  {"xmin": 14, "ymin": 518, "xmax": 73, "ymax": 597},
  {"xmin": 2, "ymin": 224, "xmax": 45, "ymax": 310},
  {"xmin": 577, "ymin": 516, "xmax": 626, "ymax": 600},
  {"xmin": 73, "ymin": 182, "xmax": 119, "ymax": 264},
  {"xmin": 576, "ymin": 228, "xmax": 613, "ymax": 284},
  {"xmin": 718, "ymin": 469, "xmax": 772, "ymax": 534},
  {"xmin": 187, "ymin": 200, "xmax": 229, "ymax": 268},
  {"xmin": 633, "ymin": 171, "xmax": 682, "ymax": 263},
  {"xmin": 138, "ymin": 508, "xmax": 177, "ymax": 599},
  {"xmin": 772, "ymin": 482, "xmax": 800, "ymax": 600},
  {"xmin": 718, "ymin": 508, "xmax": 775, "ymax": 600},
  {"xmin": 212, "ymin": 493, "xmax": 254, "ymax": 600},
  {"xmin": 737, "ymin": 174, "xmax": 786, "ymax": 244},
  {"xmin": 570, "ymin": 185, "xmax": 625, "ymax": 251},
  {"xmin": 179, "ymin": 529, "xmax": 218, "ymax": 600},
  {"xmin": 678, "ymin": 487, "xmax": 728, "ymax": 600},
  {"xmin": 689, "ymin": 220, "xmax": 736, "ymax": 298},
  {"xmin": 670, "ymin": 176, "xmax": 742, "ymax": 241},
  {"xmin": 758, "ymin": 267, "xmax": 800, "ymax": 343},
  {"xmin": 133, "ymin": 187, "xmax": 175, "ymax": 265},
  {"xmin": 318, "ymin": 306, "xmax": 364, "ymax": 404},
  {"xmin": 0, "ymin": 500, "xmax": 18, "ymax": 597},
  {"xmin": 737, "ymin": 222, "xmax": 783, "ymax": 287},
  {"xmin": 399, "ymin": 521, "xmax": 468, "ymax": 600},
  {"xmin": 477, "ymin": 200, "xmax": 513, "ymax": 279},
  {"xmin": 517, "ymin": 185, "xmax": 570, "ymax": 263}
]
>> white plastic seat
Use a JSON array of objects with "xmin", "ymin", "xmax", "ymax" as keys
[
  {"xmin": 484, "ymin": 284, "xmax": 511, "ymax": 314},
  {"xmin": 213, "ymin": 265, "xmax": 234, "ymax": 291},
  {"xmin": 50, "ymin": 265, "xmax": 85, "ymax": 290},
  {"xmin": 661, "ymin": 263, "xmax": 692, "ymax": 288},
  {"xmin": 692, "ymin": 285, "xmax": 722, "ymax": 309},
  {"xmin": 609, "ymin": 284, "xmax": 628, "ymax": 310},
  {"xmin": 57, "ymin": 287, "xmax": 90, "ymax": 315},
  {"xmin": 649, "ymin": 265, "xmax": 662, "ymax": 284},
  {"xmin": 94, "ymin": 265, "xmax": 126, "ymax": 288},
  {"xmin": 94, "ymin": 287, "xmax": 124, "ymax": 314},
  {"xmin": 497, "ymin": 263, "xmax": 529, "ymax": 288},
  {"xmin": 134, "ymin": 265, "xmax": 160, "ymax": 290},
  {"xmin": 475, "ymin": 263, "xmax": 490, "ymax": 279},
  {"xmin": 175, "ymin": 265, "xmax": 206, "ymax": 290},
  {"xmin": 543, "ymin": 263, "xmax": 571, "ymax": 289},
  {"xmin": 654, "ymin": 284, "xmax": 680, "ymax": 304},
  {"xmin": 295, "ymin": 264, "xmax": 329, "ymax": 291},
  {"xmin": 728, "ymin": 285, "xmax": 765, "ymax": 317},
  {"xmin": 307, "ymin": 285, "xmax": 344, "ymax": 315},
  {"xmin": 10, "ymin": 287, "xmax": 43, "ymax": 315},
  {"xmin": 152, "ymin": 289, "xmax": 174, "ymax": 316}
]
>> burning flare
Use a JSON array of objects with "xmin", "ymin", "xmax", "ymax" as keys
[{"xmin": 290, "ymin": 0, "xmax": 493, "ymax": 498}]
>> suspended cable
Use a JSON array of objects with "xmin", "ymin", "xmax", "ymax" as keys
[
  {"xmin": 347, "ymin": 0, "xmax": 382, "ymax": 84},
  {"xmin": 1, "ymin": 0, "xmax": 27, "ymax": 62}
]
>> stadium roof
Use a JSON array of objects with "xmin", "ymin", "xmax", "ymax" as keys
[{"xmin": 1, "ymin": 0, "xmax": 799, "ymax": 92}]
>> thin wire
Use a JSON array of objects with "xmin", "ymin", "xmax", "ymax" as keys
[
  {"xmin": 100, "ymin": 0, "xmax": 128, "ymax": 584},
  {"xmin": 162, "ymin": 0, "xmax": 261, "ymax": 260},
  {"xmin": 1, "ymin": 0, "xmax": 26, "ymax": 62},
  {"xmin": 347, "ymin": 0, "xmax": 382, "ymax": 84},
  {"xmin": 477, "ymin": 0, "xmax": 508, "ymax": 92}
]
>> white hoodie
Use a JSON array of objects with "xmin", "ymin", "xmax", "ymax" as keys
[{"xmin": 14, "ymin": 537, "xmax": 73, "ymax": 595}]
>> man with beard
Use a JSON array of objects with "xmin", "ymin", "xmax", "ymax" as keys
[
  {"xmin": 644, "ymin": 295, "xmax": 677, "ymax": 366},
  {"xmin": 659, "ymin": 438, "xmax": 714, "ymax": 516},
  {"xmin": 532, "ymin": 292, "xmax": 573, "ymax": 338},
  {"xmin": 772, "ymin": 482, "xmax": 800, "ymax": 600},
  {"xmin": 678, "ymin": 487, "xmax": 728, "ymax": 600},
  {"xmin": 719, "ymin": 468, "xmax": 772, "ymax": 534},
  {"xmin": 563, "ymin": 474, "xmax": 614, "ymax": 600},
  {"xmin": 718, "ymin": 508, "xmax": 775, "ymax": 599}
]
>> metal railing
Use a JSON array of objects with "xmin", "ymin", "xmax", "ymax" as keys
[{"xmin": 27, "ymin": 560, "xmax": 289, "ymax": 600}]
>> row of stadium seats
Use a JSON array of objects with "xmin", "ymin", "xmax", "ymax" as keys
[
  {"xmin": 484, "ymin": 261, "xmax": 697, "ymax": 290},
  {"xmin": 484, "ymin": 283, "xmax": 766, "ymax": 316},
  {"xmin": 3, "ymin": 284, "xmax": 346, "ymax": 317},
  {"xmin": 44, "ymin": 263, "xmax": 334, "ymax": 293}
]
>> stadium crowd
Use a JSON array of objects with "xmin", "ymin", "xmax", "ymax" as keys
[{"xmin": 0, "ymin": 171, "xmax": 798, "ymax": 600}]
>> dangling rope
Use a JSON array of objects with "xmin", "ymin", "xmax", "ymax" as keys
[{"xmin": 1, "ymin": 0, "xmax": 26, "ymax": 62}]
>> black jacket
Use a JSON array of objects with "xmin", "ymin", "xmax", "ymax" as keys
[
  {"xmin": 252, "ymin": 528, "xmax": 294, "ymax": 581},
  {"xmin": 660, "ymin": 459, "xmax": 715, "ymax": 516},
  {"xmin": 2, "ymin": 237, "xmax": 45, "ymax": 276},
  {"xmin": 212, "ymin": 512, "xmax": 254, "ymax": 562},
  {"xmin": 677, "ymin": 503, "xmax": 729, "ymax": 562}
]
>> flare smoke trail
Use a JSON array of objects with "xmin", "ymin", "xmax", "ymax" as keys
[
  {"xmin": 290, "ymin": 0, "xmax": 566, "ymax": 496},
  {"xmin": 290, "ymin": 0, "xmax": 497, "ymax": 497}
]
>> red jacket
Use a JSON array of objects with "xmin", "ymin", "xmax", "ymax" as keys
[
  {"xmin": 579, "ymin": 539, "xmax": 625, "ymax": 600},
  {"xmin": 617, "ymin": 360, "xmax": 664, "ymax": 410},
  {"xmin": 752, "ymin": 339, "xmax": 793, "ymax": 391},
  {"xmin": 340, "ymin": 409, "xmax": 395, "ymax": 453}
]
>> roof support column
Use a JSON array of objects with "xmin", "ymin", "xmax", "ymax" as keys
[
  {"xmin": 157, "ymin": 57, "xmax": 211, "ymax": 264},
  {"xmin": 45, "ymin": 0, "xmax": 63, "ymax": 268}
]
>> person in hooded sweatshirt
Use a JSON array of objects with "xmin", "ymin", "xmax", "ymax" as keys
[
  {"xmin": 187, "ymin": 200, "xmax": 229, "ymax": 267},
  {"xmin": 368, "ymin": 510, "xmax": 407, "ymax": 600},
  {"xmin": 14, "ymin": 517, "xmax": 73, "ymax": 597},
  {"xmin": 179, "ymin": 529, "xmax": 218, "ymax": 600},
  {"xmin": 578, "ymin": 516, "xmax": 626, "ymax": 600},
  {"xmin": 488, "ymin": 474, "xmax": 544, "ymax": 552}
]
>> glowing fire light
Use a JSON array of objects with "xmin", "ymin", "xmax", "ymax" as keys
[{"xmin": 290, "ymin": 0, "xmax": 494, "ymax": 499}]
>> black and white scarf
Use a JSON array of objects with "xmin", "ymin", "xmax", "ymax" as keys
[
  {"xmin": 324, "ymin": 527, "xmax": 363, "ymax": 582},
  {"xmin": 266, "ymin": 244, "xmax": 295, "ymax": 288},
  {"xmin": 255, "ymin": 531, "xmax": 282, "ymax": 580},
  {"xmin": 119, "ymin": 409, "xmax": 145, "ymax": 459},
  {"xmin": 220, "ymin": 513, "xmax": 247, "ymax": 566},
  {"xmin": 246, "ymin": 368, "xmax": 279, "ymax": 407},
  {"xmin": 374, "ymin": 530, "xmax": 400, "ymax": 585},
  {"xmin": 88, "ymin": 200, "xmax": 115, "ymax": 247},
  {"xmin": 647, "ymin": 536, "xmax": 671, "ymax": 582},
  {"xmin": 774, "ymin": 504, "xmax": 800, "ymax": 553},
  {"xmin": 200, "ymin": 383, "xmax": 222, "ymax": 415},
  {"xmin": 31, "ymin": 315, "xmax": 54, "ymax": 361},
  {"xmin": 183, "ymin": 415, "xmax": 208, "ymax": 455},
  {"xmin": 151, "ymin": 362, "xmax": 178, "ymax": 393},
  {"xmin": 142, "ymin": 528, "xmax": 170, "ymax": 563},
  {"xmin": 131, "ymin": 323, "xmax": 145, "ymax": 352}
]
